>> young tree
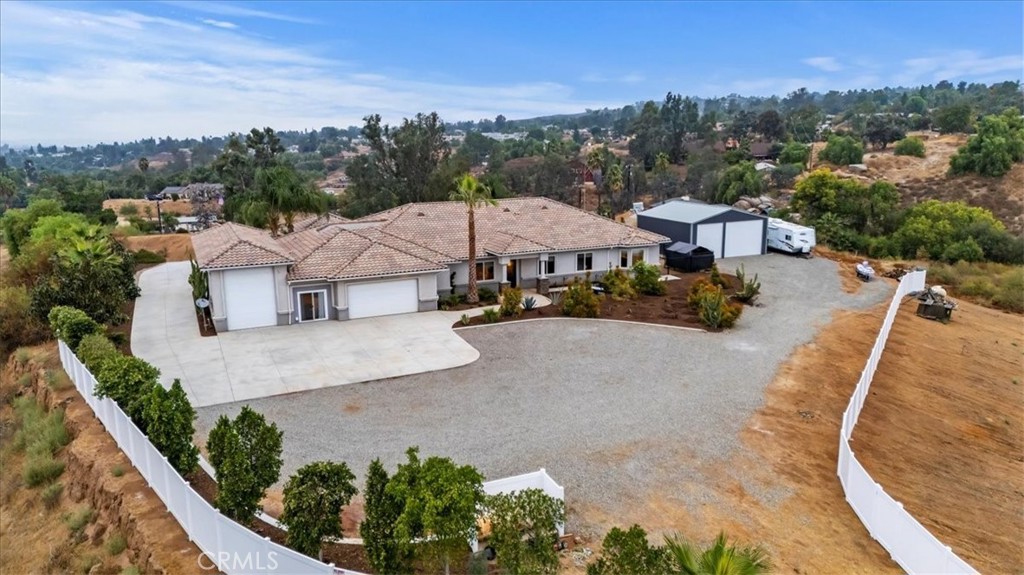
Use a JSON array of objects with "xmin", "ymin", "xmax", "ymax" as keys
[
  {"xmin": 279, "ymin": 461, "xmax": 358, "ymax": 560},
  {"xmin": 714, "ymin": 162, "xmax": 764, "ymax": 205},
  {"xmin": 663, "ymin": 532, "xmax": 770, "ymax": 575},
  {"xmin": 587, "ymin": 525, "xmax": 668, "ymax": 575},
  {"xmin": 893, "ymin": 137, "xmax": 926, "ymax": 158},
  {"xmin": 778, "ymin": 142, "xmax": 810, "ymax": 166},
  {"xmin": 143, "ymin": 379, "xmax": 199, "ymax": 475},
  {"xmin": 451, "ymin": 174, "xmax": 497, "ymax": 304},
  {"xmin": 818, "ymin": 135, "xmax": 864, "ymax": 166},
  {"xmin": 206, "ymin": 406, "xmax": 284, "ymax": 523},
  {"xmin": 934, "ymin": 103, "xmax": 975, "ymax": 134},
  {"xmin": 94, "ymin": 355, "xmax": 160, "ymax": 427},
  {"xmin": 485, "ymin": 488, "xmax": 566, "ymax": 575},
  {"xmin": 361, "ymin": 459, "xmax": 408, "ymax": 574},
  {"xmin": 949, "ymin": 110, "xmax": 1024, "ymax": 177},
  {"xmin": 387, "ymin": 447, "xmax": 484, "ymax": 575}
]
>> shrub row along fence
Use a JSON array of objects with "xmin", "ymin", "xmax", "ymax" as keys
[
  {"xmin": 837, "ymin": 270, "xmax": 976, "ymax": 574},
  {"xmin": 58, "ymin": 341, "xmax": 355, "ymax": 575}
]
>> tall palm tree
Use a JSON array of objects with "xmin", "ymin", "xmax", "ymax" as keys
[
  {"xmin": 585, "ymin": 148, "xmax": 605, "ymax": 211},
  {"xmin": 663, "ymin": 532, "xmax": 770, "ymax": 575},
  {"xmin": 451, "ymin": 174, "xmax": 497, "ymax": 304},
  {"xmin": 242, "ymin": 165, "xmax": 328, "ymax": 236}
]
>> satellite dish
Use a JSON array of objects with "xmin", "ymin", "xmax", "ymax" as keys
[{"xmin": 195, "ymin": 298, "xmax": 210, "ymax": 309}]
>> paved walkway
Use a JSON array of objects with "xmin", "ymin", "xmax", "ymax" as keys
[{"xmin": 132, "ymin": 262, "xmax": 481, "ymax": 407}]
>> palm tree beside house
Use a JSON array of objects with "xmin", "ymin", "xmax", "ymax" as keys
[
  {"xmin": 586, "ymin": 148, "xmax": 605, "ymax": 211},
  {"xmin": 238, "ymin": 165, "xmax": 328, "ymax": 236},
  {"xmin": 663, "ymin": 532, "xmax": 770, "ymax": 575},
  {"xmin": 451, "ymin": 174, "xmax": 497, "ymax": 304}
]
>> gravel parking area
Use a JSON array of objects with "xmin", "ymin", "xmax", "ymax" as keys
[{"xmin": 194, "ymin": 254, "xmax": 892, "ymax": 533}]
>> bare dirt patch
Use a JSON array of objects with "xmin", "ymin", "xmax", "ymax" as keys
[
  {"xmin": 103, "ymin": 198, "xmax": 195, "ymax": 216},
  {"xmin": 854, "ymin": 301, "xmax": 1024, "ymax": 573},
  {"xmin": 119, "ymin": 234, "xmax": 195, "ymax": 261}
]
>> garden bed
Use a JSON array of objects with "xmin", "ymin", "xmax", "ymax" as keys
[{"xmin": 453, "ymin": 271, "xmax": 742, "ymax": 330}]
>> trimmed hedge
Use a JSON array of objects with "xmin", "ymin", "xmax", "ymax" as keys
[{"xmin": 48, "ymin": 306, "xmax": 101, "ymax": 350}]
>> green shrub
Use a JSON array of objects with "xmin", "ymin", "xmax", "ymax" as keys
[
  {"xmin": 121, "ymin": 566, "xmax": 141, "ymax": 575},
  {"xmin": 708, "ymin": 263, "xmax": 729, "ymax": 289},
  {"xmin": 76, "ymin": 333, "xmax": 120, "ymax": 372},
  {"xmin": 24, "ymin": 454, "xmax": 65, "ymax": 487},
  {"xmin": 65, "ymin": 506, "xmax": 96, "ymax": 534},
  {"xmin": 688, "ymin": 280, "xmax": 742, "ymax": 329},
  {"xmin": 601, "ymin": 268, "xmax": 637, "ymax": 300},
  {"xmin": 959, "ymin": 277, "xmax": 997, "ymax": 299},
  {"xmin": 106, "ymin": 532, "xmax": 128, "ymax": 556},
  {"xmin": 133, "ymin": 249, "xmax": 166, "ymax": 264},
  {"xmin": 993, "ymin": 269, "xmax": 1024, "ymax": 313},
  {"xmin": 893, "ymin": 137, "xmax": 926, "ymax": 158},
  {"xmin": 45, "ymin": 371, "xmax": 72, "ymax": 391},
  {"xmin": 48, "ymin": 306, "xmax": 101, "ymax": 350},
  {"xmin": 499, "ymin": 287, "xmax": 523, "ymax": 317},
  {"xmin": 482, "ymin": 308, "xmax": 500, "ymax": 323},
  {"xmin": 15, "ymin": 348, "xmax": 31, "ymax": 366},
  {"xmin": 17, "ymin": 373, "xmax": 32, "ymax": 388},
  {"xmin": 941, "ymin": 237, "xmax": 985, "ymax": 263},
  {"xmin": 523, "ymin": 296, "xmax": 537, "ymax": 311},
  {"xmin": 562, "ymin": 276, "xmax": 601, "ymax": 318},
  {"xmin": 631, "ymin": 262, "xmax": 666, "ymax": 296},
  {"xmin": 119, "ymin": 204, "xmax": 139, "ymax": 217},
  {"xmin": 94, "ymin": 355, "xmax": 160, "ymax": 427},
  {"xmin": 478, "ymin": 287, "xmax": 498, "ymax": 304},
  {"xmin": 76, "ymin": 554, "xmax": 102, "ymax": 574},
  {"xmin": 42, "ymin": 482, "xmax": 64, "ymax": 509},
  {"xmin": 732, "ymin": 265, "xmax": 761, "ymax": 304},
  {"xmin": 111, "ymin": 464, "xmax": 125, "ymax": 477},
  {"xmin": 459, "ymin": 313, "xmax": 471, "ymax": 326},
  {"xmin": 0, "ymin": 286, "xmax": 50, "ymax": 357}
]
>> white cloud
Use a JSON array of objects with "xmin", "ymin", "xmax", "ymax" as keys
[
  {"xmin": 201, "ymin": 18, "xmax": 238, "ymax": 30},
  {"xmin": 802, "ymin": 56, "xmax": 843, "ymax": 72},
  {"xmin": 893, "ymin": 50, "xmax": 1023, "ymax": 85},
  {"xmin": 0, "ymin": 2, "xmax": 616, "ymax": 146},
  {"xmin": 620, "ymin": 73, "xmax": 645, "ymax": 84},
  {"xmin": 581, "ymin": 72, "xmax": 645, "ymax": 84},
  {"xmin": 160, "ymin": 1, "xmax": 318, "ymax": 25}
]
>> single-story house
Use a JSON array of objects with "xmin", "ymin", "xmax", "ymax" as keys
[
  {"xmin": 191, "ymin": 198, "xmax": 669, "ymax": 331},
  {"xmin": 636, "ymin": 199, "xmax": 767, "ymax": 259}
]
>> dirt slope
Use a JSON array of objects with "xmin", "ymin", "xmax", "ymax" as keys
[
  {"xmin": 854, "ymin": 301, "xmax": 1024, "ymax": 573},
  {"xmin": 103, "ymin": 198, "xmax": 195, "ymax": 216},
  {"xmin": 119, "ymin": 234, "xmax": 195, "ymax": 261}
]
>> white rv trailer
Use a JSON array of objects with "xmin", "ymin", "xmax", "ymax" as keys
[{"xmin": 767, "ymin": 218, "xmax": 816, "ymax": 254}]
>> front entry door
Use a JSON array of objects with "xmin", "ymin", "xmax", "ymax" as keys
[
  {"xmin": 298, "ymin": 290, "xmax": 327, "ymax": 322},
  {"xmin": 508, "ymin": 260, "xmax": 518, "ymax": 288}
]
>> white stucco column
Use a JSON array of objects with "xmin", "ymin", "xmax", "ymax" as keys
[{"xmin": 539, "ymin": 253, "xmax": 548, "ymax": 279}]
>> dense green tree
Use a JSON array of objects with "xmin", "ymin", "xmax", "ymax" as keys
[
  {"xmin": 94, "ymin": 355, "xmax": 160, "ymax": 427},
  {"xmin": 206, "ymin": 407, "xmax": 284, "ymax": 523},
  {"xmin": 754, "ymin": 110, "xmax": 786, "ymax": 141},
  {"xmin": 236, "ymin": 165, "xmax": 328, "ymax": 235},
  {"xmin": 934, "ymin": 103, "xmax": 975, "ymax": 134},
  {"xmin": 906, "ymin": 95, "xmax": 929, "ymax": 115},
  {"xmin": 628, "ymin": 101, "xmax": 665, "ymax": 170},
  {"xmin": 280, "ymin": 461, "xmax": 358, "ymax": 560},
  {"xmin": 949, "ymin": 109, "xmax": 1024, "ymax": 177},
  {"xmin": 343, "ymin": 113, "xmax": 451, "ymax": 217},
  {"xmin": 1, "ymin": 199, "xmax": 63, "ymax": 256},
  {"xmin": 451, "ymin": 174, "xmax": 497, "ymax": 304},
  {"xmin": 663, "ymin": 532, "xmax": 770, "ymax": 575},
  {"xmin": 143, "ymin": 379, "xmax": 199, "ymax": 475},
  {"xmin": 212, "ymin": 134, "xmax": 257, "ymax": 200},
  {"xmin": 864, "ymin": 115, "xmax": 906, "ymax": 149},
  {"xmin": 587, "ymin": 525, "xmax": 669, "ymax": 575},
  {"xmin": 891, "ymin": 199, "xmax": 1008, "ymax": 261},
  {"xmin": 246, "ymin": 127, "xmax": 285, "ymax": 169},
  {"xmin": 715, "ymin": 162, "xmax": 764, "ymax": 205},
  {"xmin": 819, "ymin": 135, "xmax": 864, "ymax": 165},
  {"xmin": 484, "ymin": 488, "xmax": 565, "ymax": 575},
  {"xmin": 785, "ymin": 105, "xmax": 822, "ymax": 143},
  {"xmin": 778, "ymin": 142, "xmax": 810, "ymax": 165},
  {"xmin": 387, "ymin": 447, "xmax": 484, "ymax": 575},
  {"xmin": 660, "ymin": 93, "xmax": 700, "ymax": 163},
  {"xmin": 361, "ymin": 459, "xmax": 409, "ymax": 574}
]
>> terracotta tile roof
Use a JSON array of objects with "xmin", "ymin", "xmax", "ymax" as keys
[
  {"xmin": 191, "ymin": 222, "xmax": 295, "ymax": 270},
  {"xmin": 359, "ymin": 197, "xmax": 668, "ymax": 258},
  {"xmin": 291, "ymin": 212, "xmax": 351, "ymax": 233},
  {"xmin": 286, "ymin": 226, "xmax": 446, "ymax": 281}
]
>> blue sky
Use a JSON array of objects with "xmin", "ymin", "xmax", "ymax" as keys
[{"xmin": 1, "ymin": 1, "xmax": 1021, "ymax": 146}]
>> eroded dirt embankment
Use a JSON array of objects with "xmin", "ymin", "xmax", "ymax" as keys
[{"xmin": 1, "ymin": 345, "xmax": 206, "ymax": 574}]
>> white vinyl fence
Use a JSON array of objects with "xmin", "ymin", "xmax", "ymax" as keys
[
  {"xmin": 837, "ymin": 271, "xmax": 976, "ymax": 574},
  {"xmin": 58, "ymin": 341, "xmax": 355, "ymax": 575}
]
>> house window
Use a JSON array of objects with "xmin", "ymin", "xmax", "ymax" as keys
[
  {"xmin": 620, "ymin": 249, "xmax": 646, "ymax": 267},
  {"xmin": 576, "ymin": 252, "xmax": 593, "ymax": 271},
  {"xmin": 785, "ymin": 234, "xmax": 792, "ymax": 241},
  {"xmin": 297, "ymin": 289, "xmax": 327, "ymax": 322},
  {"xmin": 476, "ymin": 261, "xmax": 495, "ymax": 281},
  {"xmin": 539, "ymin": 256, "xmax": 555, "ymax": 275}
]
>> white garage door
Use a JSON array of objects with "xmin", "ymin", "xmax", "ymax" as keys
[
  {"xmin": 224, "ymin": 268, "xmax": 277, "ymax": 331},
  {"xmin": 724, "ymin": 220, "xmax": 765, "ymax": 258},
  {"xmin": 348, "ymin": 279, "xmax": 419, "ymax": 319},
  {"xmin": 696, "ymin": 223, "xmax": 724, "ymax": 259}
]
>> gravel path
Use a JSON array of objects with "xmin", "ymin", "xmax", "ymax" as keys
[{"xmin": 194, "ymin": 254, "xmax": 892, "ymax": 533}]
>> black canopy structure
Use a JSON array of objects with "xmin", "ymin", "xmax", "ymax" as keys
[{"xmin": 664, "ymin": 242, "xmax": 715, "ymax": 272}]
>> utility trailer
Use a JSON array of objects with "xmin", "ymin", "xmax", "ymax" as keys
[{"xmin": 767, "ymin": 218, "xmax": 816, "ymax": 255}]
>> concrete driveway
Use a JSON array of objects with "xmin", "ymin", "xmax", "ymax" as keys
[{"xmin": 132, "ymin": 262, "xmax": 479, "ymax": 407}]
